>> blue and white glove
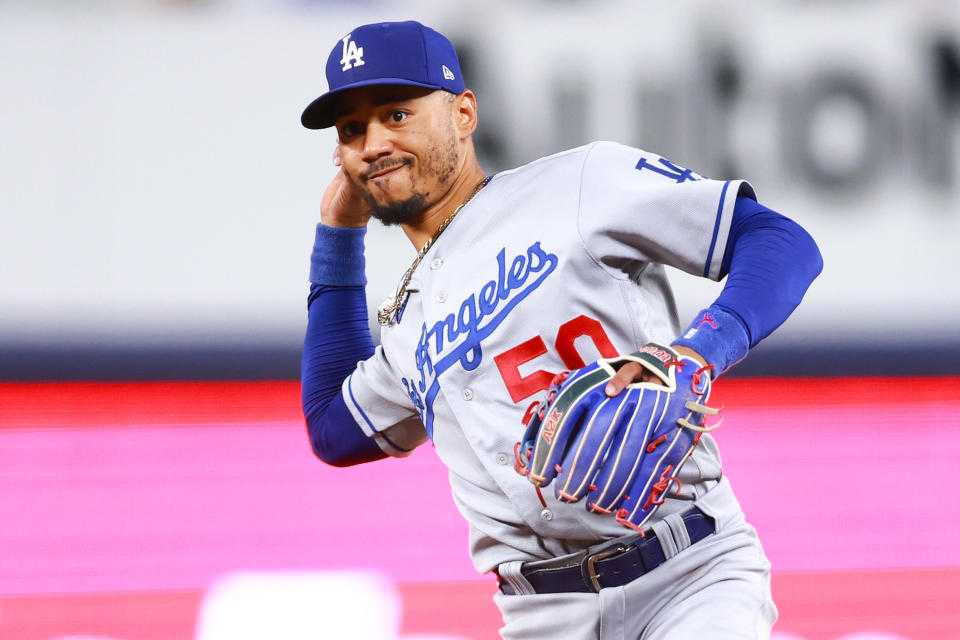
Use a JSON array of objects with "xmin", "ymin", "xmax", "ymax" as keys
[{"xmin": 514, "ymin": 343, "xmax": 719, "ymax": 531}]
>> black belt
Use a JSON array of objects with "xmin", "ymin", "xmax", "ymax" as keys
[{"xmin": 498, "ymin": 507, "xmax": 715, "ymax": 595}]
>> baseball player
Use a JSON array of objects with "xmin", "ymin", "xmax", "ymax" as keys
[{"xmin": 299, "ymin": 20, "xmax": 822, "ymax": 640}]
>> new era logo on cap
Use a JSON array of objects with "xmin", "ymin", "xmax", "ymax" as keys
[{"xmin": 301, "ymin": 20, "xmax": 466, "ymax": 129}]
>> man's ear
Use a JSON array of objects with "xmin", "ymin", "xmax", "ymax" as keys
[{"xmin": 453, "ymin": 90, "xmax": 478, "ymax": 138}]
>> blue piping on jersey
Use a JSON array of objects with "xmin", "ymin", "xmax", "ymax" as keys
[
  {"xmin": 703, "ymin": 180, "xmax": 731, "ymax": 278},
  {"xmin": 347, "ymin": 372, "xmax": 378, "ymax": 436}
]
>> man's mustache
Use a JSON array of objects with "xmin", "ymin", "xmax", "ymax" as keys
[{"xmin": 362, "ymin": 157, "xmax": 412, "ymax": 181}]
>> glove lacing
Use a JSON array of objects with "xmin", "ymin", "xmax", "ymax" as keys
[
  {"xmin": 623, "ymin": 362, "xmax": 721, "ymax": 530},
  {"xmin": 678, "ymin": 363, "xmax": 722, "ymax": 432}
]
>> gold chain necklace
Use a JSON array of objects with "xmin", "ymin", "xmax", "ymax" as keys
[{"xmin": 377, "ymin": 175, "xmax": 491, "ymax": 326}]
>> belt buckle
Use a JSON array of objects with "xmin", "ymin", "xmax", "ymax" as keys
[{"xmin": 583, "ymin": 544, "xmax": 627, "ymax": 592}]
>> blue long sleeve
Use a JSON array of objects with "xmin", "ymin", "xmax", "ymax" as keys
[
  {"xmin": 300, "ymin": 225, "xmax": 386, "ymax": 467},
  {"xmin": 673, "ymin": 196, "xmax": 823, "ymax": 374},
  {"xmin": 716, "ymin": 196, "xmax": 823, "ymax": 346}
]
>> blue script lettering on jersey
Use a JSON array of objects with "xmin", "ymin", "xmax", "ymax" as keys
[
  {"xmin": 407, "ymin": 241, "xmax": 559, "ymax": 437},
  {"xmin": 635, "ymin": 156, "xmax": 703, "ymax": 183}
]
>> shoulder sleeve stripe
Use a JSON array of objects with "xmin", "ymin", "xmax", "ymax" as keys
[
  {"xmin": 346, "ymin": 373, "xmax": 377, "ymax": 436},
  {"xmin": 703, "ymin": 180, "xmax": 732, "ymax": 278}
]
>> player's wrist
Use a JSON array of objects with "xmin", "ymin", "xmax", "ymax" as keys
[
  {"xmin": 309, "ymin": 223, "xmax": 367, "ymax": 286},
  {"xmin": 671, "ymin": 306, "xmax": 750, "ymax": 377},
  {"xmin": 671, "ymin": 345, "xmax": 708, "ymax": 368},
  {"xmin": 320, "ymin": 210, "xmax": 370, "ymax": 228}
]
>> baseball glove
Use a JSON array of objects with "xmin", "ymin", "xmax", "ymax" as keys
[{"xmin": 514, "ymin": 343, "xmax": 719, "ymax": 531}]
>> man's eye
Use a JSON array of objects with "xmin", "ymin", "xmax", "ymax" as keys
[
  {"xmin": 391, "ymin": 111, "xmax": 408, "ymax": 123},
  {"xmin": 341, "ymin": 123, "xmax": 362, "ymax": 138}
]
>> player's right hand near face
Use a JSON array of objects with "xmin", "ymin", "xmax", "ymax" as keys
[{"xmin": 321, "ymin": 146, "xmax": 371, "ymax": 228}]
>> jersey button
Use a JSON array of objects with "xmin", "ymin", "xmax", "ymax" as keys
[
  {"xmin": 540, "ymin": 509, "xmax": 554, "ymax": 522},
  {"xmin": 430, "ymin": 257, "xmax": 444, "ymax": 270},
  {"xmin": 462, "ymin": 388, "xmax": 474, "ymax": 401},
  {"xmin": 435, "ymin": 291, "xmax": 448, "ymax": 303},
  {"xmin": 495, "ymin": 452, "xmax": 509, "ymax": 465}
]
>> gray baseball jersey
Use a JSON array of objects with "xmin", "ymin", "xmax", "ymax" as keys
[{"xmin": 343, "ymin": 140, "xmax": 754, "ymax": 574}]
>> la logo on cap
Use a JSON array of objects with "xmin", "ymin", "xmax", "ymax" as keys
[{"xmin": 340, "ymin": 34, "xmax": 365, "ymax": 71}]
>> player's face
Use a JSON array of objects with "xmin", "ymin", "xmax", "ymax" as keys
[{"xmin": 333, "ymin": 85, "xmax": 464, "ymax": 226}]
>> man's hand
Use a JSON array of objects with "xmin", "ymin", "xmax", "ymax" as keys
[
  {"xmin": 604, "ymin": 345, "xmax": 708, "ymax": 396},
  {"xmin": 321, "ymin": 147, "xmax": 371, "ymax": 228}
]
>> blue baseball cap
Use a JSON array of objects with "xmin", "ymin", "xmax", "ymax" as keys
[{"xmin": 301, "ymin": 21, "xmax": 466, "ymax": 130}]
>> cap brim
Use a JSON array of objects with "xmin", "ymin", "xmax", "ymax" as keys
[{"xmin": 300, "ymin": 78, "xmax": 443, "ymax": 130}]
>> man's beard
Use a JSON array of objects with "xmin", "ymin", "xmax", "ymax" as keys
[
  {"xmin": 361, "ymin": 123, "xmax": 459, "ymax": 227},
  {"xmin": 364, "ymin": 190, "xmax": 429, "ymax": 226}
]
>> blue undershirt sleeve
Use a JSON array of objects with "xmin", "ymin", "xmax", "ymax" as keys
[
  {"xmin": 672, "ymin": 196, "xmax": 823, "ymax": 375},
  {"xmin": 300, "ymin": 224, "xmax": 387, "ymax": 467}
]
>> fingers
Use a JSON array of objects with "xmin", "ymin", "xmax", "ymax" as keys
[
  {"xmin": 527, "ymin": 401, "xmax": 589, "ymax": 487},
  {"xmin": 587, "ymin": 388, "xmax": 658, "ymax": 514},
  {"xmin": 605, "ymin": 362, "xmax": 643, "ymax": 396},
  {"xmin": 555, "ymin": 393, "xmax": 629, "ymax": 502},
  {"xmin": 553, "ymin": 410, "xmax": 602, "ymax": 500}
]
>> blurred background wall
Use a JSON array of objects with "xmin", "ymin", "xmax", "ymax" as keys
[{"xmin": 2, "ymin": 0, "xmax": 958, "ymax": 379}]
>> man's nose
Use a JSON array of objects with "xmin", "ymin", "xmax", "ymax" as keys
[{"xmin": 361, "ymin": 121, "xmax": 394, "ymax": 162}]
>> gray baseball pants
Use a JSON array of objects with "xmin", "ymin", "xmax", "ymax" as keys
[{"xmin": 493, "ymin": 479, "xmax": 778, "ymax": 639}]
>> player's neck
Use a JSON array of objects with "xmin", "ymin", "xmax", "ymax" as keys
[{"xmin": 401, "ymin": 158, "xmax": 487, "ymax": 251}]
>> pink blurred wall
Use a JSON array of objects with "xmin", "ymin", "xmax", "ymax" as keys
[{"xmin": 1, "ymin": 380, "xmax": 958, "ymax": 638}]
